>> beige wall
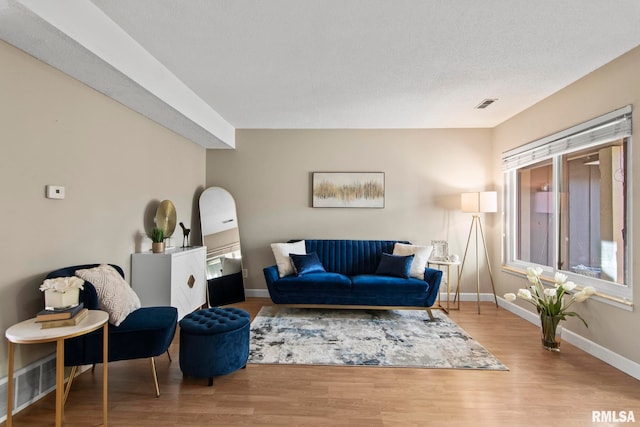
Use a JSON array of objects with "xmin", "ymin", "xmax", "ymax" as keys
[
  {"xmin": 492, "ymin": 45, "xmax": 640, "ymax": 363},
  {"xmin": 206, "ymin": 128, "xmax": 495, "ymax": 294},
  {"xmin": 0, "ymin": 41, "xmax": 206, "ymax": 374}
]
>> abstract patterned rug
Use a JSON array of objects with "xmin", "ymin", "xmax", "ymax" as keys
[{"xmin": 248, "ymin": 306, "xmax": 508, "ymax": 370}]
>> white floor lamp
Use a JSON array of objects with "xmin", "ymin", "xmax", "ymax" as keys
[{"xmin": 458, "ymin": 191, "xmax": 499, "ymax": 314}]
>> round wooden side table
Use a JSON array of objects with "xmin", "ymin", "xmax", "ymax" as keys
[
  {"xmin": 427, "ymin": 259, "xmax": 461, "ymax": 313},
  {"xmin": 5, "ymin": 310, "xmax": 109, "ymax": 427}
]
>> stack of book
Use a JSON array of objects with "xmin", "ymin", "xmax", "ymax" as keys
[{"xmin": 36, "ymin": 303, "xmax": 88, "ymax": 329}]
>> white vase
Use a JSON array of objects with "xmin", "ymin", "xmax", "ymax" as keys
[
  {"xmin": 44, "ymin": 288, "xmax": 80, "ymax": 309},
  {"xmin": 540, "ymin": 314, "xmax": 562, "ymax": 352}
]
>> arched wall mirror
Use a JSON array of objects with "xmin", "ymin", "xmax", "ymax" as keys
[{"xmin": 199, "ymin": 187, "xmax": 246, "ymax": 306}]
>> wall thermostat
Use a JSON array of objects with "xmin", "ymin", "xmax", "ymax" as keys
[{"xmin": 46, "ymin": 185, "xmax": 65, "ymax": 200}]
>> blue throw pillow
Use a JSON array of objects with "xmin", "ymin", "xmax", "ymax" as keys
[
  {"xmin": 290, "ymin": 252, "xmax": 326, "ymax": 276},
  {"xmin": 375, "ymin": 253, "xmax": 414, "ymax": 279}
]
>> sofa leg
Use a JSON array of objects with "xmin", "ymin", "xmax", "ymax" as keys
[
  {"xmin": 208, "ymin": 377, "xmax": 214, "ymax": 386},
  {"xmin": 426, "ymin": 308, "xmax": 435, "ymax": 321}
]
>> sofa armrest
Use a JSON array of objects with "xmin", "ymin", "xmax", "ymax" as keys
[
  {"xmin": 263, "ymin": 265, "xmax": 284, "ymax": 303},
  {"xmin": 263, "ymin": 265, "xmax": 280, "ymax": 287},
  {"xmin": 423, "ymin": 267, "xmax": 443, "ymax": 307}
]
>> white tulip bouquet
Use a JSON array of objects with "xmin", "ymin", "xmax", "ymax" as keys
[
  {"xmin": 40, "ymin": 276, "xmax": 85, "ymax": 309},
  {"xmin": 40, "ymin": 276, "xmax": 85, "ymax": 293},
  {"xmin": 504, "ymin": 267, "xmax": 596, "ymax": 327}
]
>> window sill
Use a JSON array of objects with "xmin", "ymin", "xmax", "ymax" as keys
[{"xmin": 501, "ymin": 265, "xmax": 634, "ymax": 312}]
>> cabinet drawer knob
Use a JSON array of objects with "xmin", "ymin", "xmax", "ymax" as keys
[{"xmin": 187, "ymin": 274, "xmax": 196, "ymax": 288}]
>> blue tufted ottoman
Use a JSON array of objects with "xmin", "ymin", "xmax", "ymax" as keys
[{"xmin": 179, "ymin": 307, "xmax": 250, "ymax": 386}]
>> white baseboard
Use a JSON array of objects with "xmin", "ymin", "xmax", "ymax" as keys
[
  {"xmin": 245, "ymin": 288, "xmax": 269, "ymax": 298},
  {"xmin": 498, "ymin": 297, "xmax": 640, "ymax": 381},
  {"xmin": 439, "ymin": 291, "xmax": 497, "ymax": 303}
]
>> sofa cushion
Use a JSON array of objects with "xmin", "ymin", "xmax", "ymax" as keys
[
  {"xmin": 352, "ymin": 274, "xmax": 429, "ymax": 294},
  {"xmin": 375, "ymin": 253, "xmax": 414, "ymax": 279},
  {"xmin": 290, "ymin": 252, "xmax": 326, "ymax": 276},
  {"xmin": 271, "ymin": 240, "xmax": 306, "ymax": 277},
  {"xmin": 393, "ymin": 243, "xmax": 433, "ymax": 280},
  {"xmin": 275, "ymin": 272, "xmax": 352, "ymax": 292}
]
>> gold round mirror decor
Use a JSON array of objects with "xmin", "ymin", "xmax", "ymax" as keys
[{"xmin": 155, "ymin": 200, "xmax": 177, "ymax": 237}]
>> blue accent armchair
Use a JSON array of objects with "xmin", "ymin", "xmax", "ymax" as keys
[{"xmin": 46, "ymin": 264, "xmax": 178, "ymax": 398}]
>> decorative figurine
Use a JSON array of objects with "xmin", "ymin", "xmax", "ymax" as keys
[{"xmin": 179, "ymin": 222, "xmax": 191, "ymax": 248}]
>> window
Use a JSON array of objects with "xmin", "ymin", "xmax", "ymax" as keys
[
  {"xmin": 515, "ymin": 160, "xmax": 554, "ymax": 267},
  {"xmin": 503, "ymin": 106, "xmax": 632, "ymax": 305}
]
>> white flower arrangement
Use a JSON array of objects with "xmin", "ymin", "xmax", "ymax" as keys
[
  {"xmin": 504, "ymin": 267, "xmax": 596, "ymax": 326},
  {"xmin": 39, "ymin": 277, "xmax": 85, "ymax": 293}
]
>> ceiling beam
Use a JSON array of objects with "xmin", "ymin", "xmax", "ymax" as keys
[{"xmin": 0, "ymin": 0, "xmax": 235, "ymax": 148}]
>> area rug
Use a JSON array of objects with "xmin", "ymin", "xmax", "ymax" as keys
[{"xmin": 248, "ymin": 306, "xmax": 508, "ymax": 370}]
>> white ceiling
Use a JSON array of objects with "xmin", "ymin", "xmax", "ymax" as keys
[{"xmin": 2, "ymin": 1, "xmax": 640, "ymax": 148}]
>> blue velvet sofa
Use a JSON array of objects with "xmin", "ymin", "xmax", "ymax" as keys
[{"xmin": 263, "ymin": 240, "xmax": 443, "ymax": 319}]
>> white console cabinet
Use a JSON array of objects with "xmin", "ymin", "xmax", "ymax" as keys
[{"xmin": 131, "ymin": 246, "xmax": 206, "ymax": 320}]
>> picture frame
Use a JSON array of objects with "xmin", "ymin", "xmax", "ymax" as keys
[
  {"xmin": 430, "ymin": 240, "xmax": 449, "ymax": 261},
  {"xmin": 312, "ymin": 172, "xmax": 385, "ymax": 208}
]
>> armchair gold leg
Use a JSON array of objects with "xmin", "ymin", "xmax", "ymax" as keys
[
  {"xmin": 63, "ymin": 366, "xmax": 78, "ymax": 404},
  {"xmin": 166, "ymin": 350, "xmax": 172, "ymax": 363},
  {"xmin": 150, "ymin": 357, "xmax": 160, "ymax": 397}
]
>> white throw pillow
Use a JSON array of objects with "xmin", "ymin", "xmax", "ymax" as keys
[
  {"xmin": 75, "ymin": 264, "xmax": 141, "ymax": 326},
  {"xmin": 270, "ymin": 240, "xmax": 306, "ymax": 277},
  {"xmin": 393, "ymin": 243, "xmax": 433, "ymax": 280}
]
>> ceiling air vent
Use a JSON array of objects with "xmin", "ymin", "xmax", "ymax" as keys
[{"xmin": 475, "ymin": 98, "xmax": 497, "ymax": 109}]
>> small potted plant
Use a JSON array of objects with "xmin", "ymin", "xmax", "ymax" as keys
[{"xmin": 150, "ymin": 227, "xmax": 165, "ymax": 253}]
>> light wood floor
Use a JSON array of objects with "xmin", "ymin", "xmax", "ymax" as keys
[{"xmin": 5, "ymin": 298, "xmax": 639, "ymax": 426}]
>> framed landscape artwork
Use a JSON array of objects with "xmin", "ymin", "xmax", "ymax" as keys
[{"xmin": 312, "ymin": 172, "xmax": 385, "ymax": 208}]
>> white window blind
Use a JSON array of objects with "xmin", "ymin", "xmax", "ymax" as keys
[{"xmin": 502, "ymin": 105, "xmax": 632, "ymax": 171}]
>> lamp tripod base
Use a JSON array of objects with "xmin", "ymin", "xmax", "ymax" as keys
[{"xmin": 458, "ymin": 214, "xmax": 498, "ymax": 314}]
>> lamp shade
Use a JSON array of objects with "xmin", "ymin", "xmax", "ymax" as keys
[{"xmin": 461, "ymin": 191, "xmax": 497, "ymax": 213}]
